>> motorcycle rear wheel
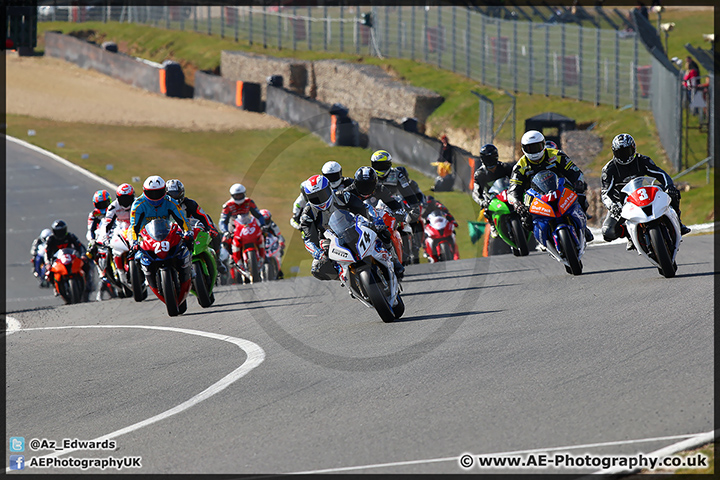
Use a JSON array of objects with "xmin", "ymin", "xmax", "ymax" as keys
[
  {"xmin": 558, "ymin": 228, "xmax": 583, "ymax": 275},
  {"xmin": 193, "ymin": 262, "xmax": 213, "ymax": 308},
  {"xmin": 359, "ymin": 268, "xmax": 395, "ymax": 323},
  {"xmin": 161, "ymin": 269, "xmax": 180, "ymax": 317},
  {"xmin": 649, "ymin": 225, "xmax": 676, "ymax": 278},
  {"xmin": 509, "ymin": 217, "xmax": 530, "ymax": 256}
]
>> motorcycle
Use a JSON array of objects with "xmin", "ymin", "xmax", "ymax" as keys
[
  {"xmin": 104, "ymin": 221, "xmax": 148, "ymax": 301},
  {"xmin": 526, "ymin": 170, "xmax": 587, "ymax": 275},
  {"xmin": 423, "ymin": 210, "xmax": 459, "ymax": 262},
  {"xmin": 262, "ymin": 229, "xmax": 283, "ymax": 282},
  {"xmin": 48, "ymin": 248, "xmax": 87, "ymax": 304},
  {"xmin": 189, "ymin": 220, "xmax": 217, "ymax": 307},
  {"xmin": 369, "ymin": 199, "xmax": 405, "ymax": 265},
  {"xmin": 231, "ymin": 213, "xmax": 264, "ymax": 284},
  {"xmin": 326, "ymin": 207, "xmax": 404, "ymax": 323},
  {"xmin": 485, "ymin": 177, "xmax": 533, "ymax": 256},
  {"xmin": 620, "ymin": 176, "xmax": 681, "ymax": 278},
  {"xmin": 134, "ymin": 218, "xmax": 193, "ymax": 316},
  {"xmin": 33, "ymin": 243, "xmax": 50, "ymax": 288}
]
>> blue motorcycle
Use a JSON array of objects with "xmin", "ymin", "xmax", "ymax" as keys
[{"xmin": 525, "ymin": 170, "xmax": 587, "ymax": 275}]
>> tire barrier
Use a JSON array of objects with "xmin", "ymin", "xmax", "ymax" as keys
[
  {"xmin": 44, "ymin": 32, "xmax": 186, "ymax": 98},
  {"xmin": 266, "ymin": 84, "xmax": 359, "ymax": 147},
  {"xmin": 194, "ymin": 70, "xmax": 261, "ymax": 112}
]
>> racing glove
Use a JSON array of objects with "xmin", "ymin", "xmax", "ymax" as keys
[
  {"xmin": 574, "ymin": 180, "xmax": 587, "ymax": 194},
  {"xmin": 512, "ymin": 201, "xmax": 529, "ymax": 218},
  {"xmin": 666, "ymin": 185, "xmax": 681, "ymax": 202}
]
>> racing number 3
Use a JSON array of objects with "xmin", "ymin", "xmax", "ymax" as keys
[
  {"xmin": 637, "ymin": 188, "xmax": 649, "ymax": 201},
  {"xmin": 154, "ymin": 240, "xmax": 170, "ymax": 253}
]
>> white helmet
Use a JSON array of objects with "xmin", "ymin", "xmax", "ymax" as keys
[
  {"xmin": 143, "ymin": 175, "xmax": 166, "ymax": 204},
  {"xmin": 521, "ymin": 130, "xmax": 546, "ymax": 163},
  {"xmin": 321, "ymin": 161, "xmax": 343, "ymax": 189},
  {"xmin": 229, "ymin": 183, "xmax": 247, "ymax": 204},
  {"xmin": 41, "ymin": 228, "xmax": 52, "ymax": 241}
]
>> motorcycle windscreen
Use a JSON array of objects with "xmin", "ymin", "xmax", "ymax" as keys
[
  {"xmin": 145, "ymin": 218, "xmax": 171, "ymax": 241},
  {"xmin": 488, "ymin": 177, "xmax": 510, "ymax": 196},
  {"xmin": 530, "ymin": 170, "xmax": 559, "ymax": 194},
  {"xmin": 328, "ymin": 210, "xmax": 359, "ymax": 248},
  {"xmin": 621, "ymin": 176, "xmax": 660, "ymax": 207}
]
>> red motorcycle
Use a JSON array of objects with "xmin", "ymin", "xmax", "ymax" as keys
[
  {"xmin": 49, "ymin": 248, "xmax": 88, "ymax": 304},
  {"xmin": 423, "ymin": 210, "xmax": 459, "ymax": 263},
  {"xmin": 231, "ymin": 213, "xmax": 265, "ymax": 284},
  {"xmin": 134, "ymin": 218, "xmax": 193, "ymax": 316}
]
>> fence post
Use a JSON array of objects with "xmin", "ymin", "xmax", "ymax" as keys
[
  {"xmin": 560, "ymin": 23, "xmax": 566, "ymax": 98},
  {"xmin": 513, "ymin": 18, "xmax": 518, "ymax": 93},
  {"xmin": 262, "ymin": 6, "xmax": 267, "ymax": 48},
  {"xmin": 385, "ymin": 5, "xmax": 390, "ymax": 57},
  {"xmin": 292, "ymin": 5, "xmax": 296, "ymax": 51},
  {"xmin": 481, "ymin": 14, "xmax": 486, "ymax": 84},
  {"xmin": 193, "ymin": 5, "xmax": 197, "ymax": 32},
  {"xmin": 545, "ymin": 25, "xmax": 550, "ymax": 96},
  {"xmin": 165, "ymin": 5, "xmax": 169, "ymax": 30},
  {"xmin": 411, "ymin": 5, "xmax": 416, "ymax": 61},
  {"xmin": 307, "ymin": 6, "xmax": 312, "ymax": 50},
  {"xmin": 398, "ymin": 5, "xmax": 403, "ymax": 58},
  {"xmin": 496, "ymin": 19, "xmax": 501, "ymax": 89},
  {"xmin": 528, "ymin": 20, "xmax": 533, "ymax": 95},
  {"xmin": 249, "ymin": 7, "xmax": 253, "ymax": 45},
  {"xmin": 278, "ymin": 5, "xmax": 282, "ymax": 50},
  {"xmin": 632, "ymin": 31, "xmax": 639, "ymax": 110},
  {"xmin": 578, "ymin": 25, "xmax": 583, "ymax": 101},
  {"xmin": 423, "ymin": 6, "xmax": 428, "ymax": 63},
  {"xmin": 451, "ymin": 6, "xmax": 457, "ymax": 73},
  {"xmin": 465, "ymin": 10, "xmax": 471, "ymax": 78},
  {"xmin": 614, "ymin": 30, "xmax": 620, "ymax": 108},
  {"xmin": 324, "ymin": 5, "xmax": 328, "ymax": 51},
  {"xmin": 595, "ymin": 27, "xmax": 601, "ymax": 106},
  {"xmin": 207, "ymin": 6, "xmax": 211, "ymax": 36},
  {"xmin": 235, "ymin": 6, "xmax": 239, "ymax": 42},
  {"xmin": 220, "ymin": 6, "xmax": 224, "ymax": 38},
  {"xmin": 437, "ymin": 6, "xmax": 442, "ymax": 69}
]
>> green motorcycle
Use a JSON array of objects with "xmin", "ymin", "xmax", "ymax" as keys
[
  {"xmin": 484, "ymin": 177, "xmax": 533, "ymax": 257},
  {"xmin": 190, "ymin": 222, "xmax": 217, "ymax": 308}
]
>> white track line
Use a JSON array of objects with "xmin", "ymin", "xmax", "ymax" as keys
[
  {"xmin": 286, "ymin": 432, "xmax": 709, "ymax": 474},
  {"xmin": 5, "ymin": 322, "xmax": 265, "ymax": 473},
  {"xmin": 6, "ymin": 135, "xmax": 117, "ymax": 191}
]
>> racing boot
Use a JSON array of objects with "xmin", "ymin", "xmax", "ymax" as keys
[
  {"xmin": 585, "ymin": 227, "xmax": 594, "ymax": 242},
  {"xmin": 393, "ymin": 259, "xmax": 405, "ymax": 280},
  {"xmin": 626, "ymin": 239, "xmax": 636, "ymax": 251},
  {"xmin": 680, "ymin": 223, "xmax": 691, "ymax": 236}
]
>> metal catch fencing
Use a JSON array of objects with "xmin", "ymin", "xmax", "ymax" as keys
[{"xmin": 43, "ymin": 4, "xmax": 655, "ymax": 112}]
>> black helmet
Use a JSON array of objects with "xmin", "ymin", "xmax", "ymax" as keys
[
  {"xmin": 52, "ymin": 219, "xmax": 68, "ymax": 239},
  {"xmin": 354, "ymin": 166, "xmax": 378, "ymax": 199},
  {"xmin": 479, "ymin": 144, "xmax": 499, "ymax": 167},
  {"xmin": 166, "ymin": 179, "xmax": 185, "ymax": 204},
  {"xmin": 611, "ymin": 133, "xmax": 637, "ymax": 165}
]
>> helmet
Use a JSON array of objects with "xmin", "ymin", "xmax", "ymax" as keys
[
  {"xmin": 259, "ymin": 209, "xmax": 272, "ymax": 224},
  {"xmin": 143, "ymin": 175, "xmax": 166, "ymax": 205},
  {"xmin": 479, "ymin": 144, "xmax": 499, "ymax": 168},
  {"xmin": 51, "ymin": 219, "xmax": 68, "ymax": 239},
  {"xmin": 229, "ymin": 183, "xmax": 246, "ymax": 203},
  {"xmin": 41, "ymin": 228, "xmax": 52, "ymax": 241},
  {"xmin": 116, "ymin": 183, "xmax": 135, "ymax": 209},
  {"xmin": 545, "ymin": 140, "xmax": 558, "ymax": 150},
  {"xmin": 611, "ymin": 133, "xmax": 637, "ymax": 165},
  {"xmin": 353, "ymin": 166, "xmax": 378, "ymax": 199},
  {"xmin": 371, "ymin": 150, "xmax": 393, "ymax": 178},
  {"xmin": 302, "ymin": 175, "xmax": 334, "ymax": 211},
  {"xmin": 93, "ymin": 189, "xmax": 111, "ymax": 213},
  {"xmin": 321, "ymin": 161, "xmax": 343, "ymax": 189},
  {"xmin": 166, "ymin": 179, "xmax": 185, "ymax": 204},
  {"xmin": 521, "ymin": 130, "xmax": 546, "ymax": 163}
]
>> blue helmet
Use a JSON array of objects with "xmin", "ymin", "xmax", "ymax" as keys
[{"xmin": 302, "ymin": 175, "xmax": 334, "ymax": 211}]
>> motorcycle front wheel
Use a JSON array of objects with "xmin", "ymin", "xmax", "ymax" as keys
[
  {"xmin": 68, "ymin": 277, "xmax": 82, "ymax": 304},
  {"xmin": 193, "ymin": 262, "xmax": 213, "ymax": 308},
  {"xmin": 129, "ymin": 260, "xmax": 147, "ymax": 302},
  {"xmin": 649, "ymin": 225, "xmax": 676, "ymax": 278},
  {"xmin": 161, "ymin": 268, "xmax": 180, "ymax": 316},
  {"xmin": 246, "ymin": 250, "xmax": 261, "ymax": 283},
  {"xmin": 558, "ymin": 228, "xmax": 582, "ymax": 275},
  {"xmin": 439, "ymin": 242, "xmax": 453, "ymax": 262},
  {"xmin": 359, "ymin": 268, "xmax": 395, "ymax": 323},
  {"xmin": 509, "ymin": 217, "xmax": 530, "ymax": 256}
]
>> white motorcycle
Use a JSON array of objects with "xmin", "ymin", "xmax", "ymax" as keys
[
  {"xmin": 620, "ymin": 176, "xmax": 682, "ymax": 278},
  {"xmin": 326, "ymin": 208, "xmax": 404, "ymax": 323}
]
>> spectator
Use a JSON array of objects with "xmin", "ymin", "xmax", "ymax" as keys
[
  {"xmin": 682, "ymin": 56, "xmax": 700, "ymax": 105},
  {"xmin": 431, "ymin": 134, "xmax": 455, "ymax": 192},
  {"xmin": 635, "ymin": 1, "xmax": 649, "ymax": 21}
]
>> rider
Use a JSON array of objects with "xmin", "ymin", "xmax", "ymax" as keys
[
  {"xmin": 343, "ymin": 166, "xmax": 406, "ymax": 215},
  {"xmin": 291, "ymin": 161, "xmax": 353, "ymax": 230},
  {"xmin": 300, "ymin": 174, "xmax": 401, "ymax": 281},
  {"xmin": 422, "ymin": 195, "xmax": 458, "ymax": 228},
  {"xmin": 129, "ymin": 175, "xmax": 193, "ymax": 254},
  {"xmin": 471, "ymin": 143, "xmax": 515, "ymax": 237},
  {"xmin": 259, "ymin": 208, "xmax": 286, "ymax": 279},
  {"xmin": 601, "ymin": 133, "xmax": 691, "ymax": 248},
  {"xmin": 508, "ymin": 130, "xmax": 594, "ymax": 242},
  {"xmin": 43, "ymin": 219, "xmax": 92, "ymax": 297},
  {"xmin": 166, "ymin": 179, "xmax": 226, "ymax": 274},
  {"xmin": 219, "ymin": 183, "xmax": 265, "ymax": 236},
  {"xmin": 30, "ymin": 228, "xmax": 53, "ymax": 285},
  {"xmin": 86, "ymin": 189, "xmax": 111, "ymax": 258}
]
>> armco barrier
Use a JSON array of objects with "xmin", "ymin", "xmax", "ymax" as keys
[
  {"xmin": 368, "ymin": 118, "xmax": 477, "ymax": 193},
  {"xmin": 44, "ymin": 32, "xmax": 185, "ymax": 98},
  {"xmin": 193, "ymin": 70, "xmax": 261, "ymax": 112},
  {"xmin": 266, "ymin": 85, "xmax": 359, "ymax": 147}
]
